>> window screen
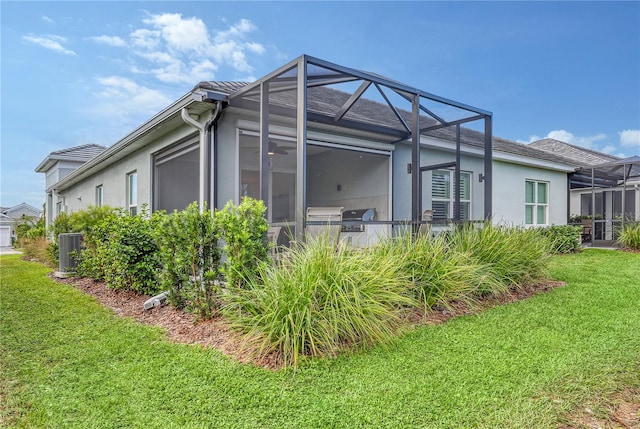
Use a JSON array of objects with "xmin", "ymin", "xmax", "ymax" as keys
[{"xmin": 154, "ymin": 141, "xmax": 199, "ymax": 213}]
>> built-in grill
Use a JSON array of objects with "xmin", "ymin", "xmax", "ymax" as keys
[{"xmin": 341, "ymin": 208, "xmax": 375, "ymax": 232}]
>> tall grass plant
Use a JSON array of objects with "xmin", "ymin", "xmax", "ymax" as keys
[
  {"xmin": 447, "ymin": 222, "xmax": 551, "ymax": 288},
  {"xmin": 618, "ymin": 221, "xmax": 640, "ymax": 250},
  {"xmin": 223, "ymin": 236, "xmax": 413, "ymax": 367},
  {"xmin": 374, "ymin": 231, "xmax": 502, "ymax": 311}
]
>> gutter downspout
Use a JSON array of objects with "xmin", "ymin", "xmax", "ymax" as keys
[
  {"xmin": 204, "ymin": 102, "xmax": 223, "ymax": 210},
  {"xmin": 181, "ymin": 103, "xmax": 222, "ymax": 212}
]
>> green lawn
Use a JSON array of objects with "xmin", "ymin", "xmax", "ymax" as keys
[{"xmin": 1, "ymin": 249, "xmax": 639, "ymax": 428}]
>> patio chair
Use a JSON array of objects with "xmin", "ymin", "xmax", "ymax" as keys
[
  {"xmin": 581, "ymin": 219, "xmax": 592, "ymax": 242},
  {"xmin": 419, "ymin": 209, "xmax": 435, "ymax": 235}
]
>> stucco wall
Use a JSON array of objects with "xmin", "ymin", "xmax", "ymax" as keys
[
  {"xmin": 44, "ymin": 160, "xmax": 85, "ymax": 189},
  {"xmin": 58, "ymin": 125, "xmax": 198, "ymax": 213},
  {"xmin": 492, "ymin": 160, "xmax": 568, "ymax": 226},
  {"xmin": 392, "ymin": 142, "xmax": 486, "ymax": 221}
]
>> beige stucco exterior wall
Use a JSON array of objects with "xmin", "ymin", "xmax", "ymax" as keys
[
  {"xmin": 57, "ymin": 125, "xmax": 198, "ymax": 214},
  {"xmin": 492, "ymin": 160, "xmax": 568, "ymax": 226}
]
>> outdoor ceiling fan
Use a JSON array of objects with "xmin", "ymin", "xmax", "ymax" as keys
[{"xmin": 255, "ymin": 141, "xmax": 296, "ymax": 155}]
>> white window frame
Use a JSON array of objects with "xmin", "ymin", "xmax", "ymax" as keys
[
  {"xmin": 431, "ymin": 169, "xmax": 472, "ymax": 221},
  {"xmin": 95, "ymin": 185, "xmax": 104, "ymax": 207},
  {"xmin": 525, "ymin": 180, "xmax": 549, "ymax": 225},
  {"xmin": 127, "ymin": 172, "xmax": 138, "ymax": 215}
]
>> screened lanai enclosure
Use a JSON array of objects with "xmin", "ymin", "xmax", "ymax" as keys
[
  {"xmin": 570, "ymin": 156, "xmax": 640, "ymax": 246},
  {"xmin": 197, "ymin": 55, "xmax": 494, "ymax": 242}
]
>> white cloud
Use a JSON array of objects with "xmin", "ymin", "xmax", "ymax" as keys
[
  {"xmin": 22, "ymin": 34, "xmax": 76, "ymax": 56},
  {"xmin": 143, "ymin": 13, "xmax": 211, "ymax": 55},
  {"xmin": 139, "ymin": 50, "xmax": 176, "ymax": 64},
  {"xmin": 95, "ymin": 76, "xmax": 172, "ymax": 117},
  {"xmin": 522, "ymin": 129, "xmax": 607, "ymax": 149},
  {"xmin": 130, "ymin": 29, "xmax": 161, "ymax": 50},
  {"xmin": 90, "ymin": 35, "xmax": 127, "ymax": 47},
  {"xmin": 80, "ymin": 12, "xmax": 268, "ymax": 130},
  {"xmin": 97, "ymin": 76, "xmax": 139, "ymax": 95},
  {"xmin": 619, "ymin": 129, "xmax": 640, "ymax": 148},
  {"xmin": 123, "ymin": 13, "xmax": 264, "ymax": 82},
  {"xmin": 246, "ymin": 42, "xmax": 265, "ymax": 55},
  {"xmin": 546, "ymin": 130, "xmax": 607, "ymax": 149},
  {"xmin": 42, "ymin": 16, "xmax": 55, "ymax": 24},
  {"xmin": 87, "ymin": 13, "xmax": 266, "ymax": 85}
]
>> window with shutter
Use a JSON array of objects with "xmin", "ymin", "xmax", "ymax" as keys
[{"xmin": 431, "ymin": 170, "xmax": 471, "ymax": 221}]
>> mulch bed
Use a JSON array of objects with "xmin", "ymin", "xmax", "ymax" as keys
[{"xmin": 50, "ymin": 273, "xmax": 566, "ymax": 369}]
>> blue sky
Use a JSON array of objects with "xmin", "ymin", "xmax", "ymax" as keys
[{"xmin": 1, "ymin": 1, "xmax": 639, "ymax": 209}]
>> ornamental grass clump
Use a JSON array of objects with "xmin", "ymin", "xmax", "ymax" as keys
[
  {"xmin": 222, "ymin": 235, "xmax": 413, "ymax": 368},
  {"xmin": 448, "ymin": 222, "xmax": 551, "ymax": 288},
  {"xmin": 618, "ymin": 221, "xmax": 640, "ymax": 250},
  {"xmin": 374, "ymin": 231, "xmax": 502, "ymax": 312}
]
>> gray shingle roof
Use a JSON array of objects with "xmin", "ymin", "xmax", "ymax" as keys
[
  {"xmin": 529, "ymin": 138, "xmax": 619, "ymax": 166},
  {"xmin": 48, "ymin": 143, "xmax": 107, "ymax": 160},
  {"xmin": 195, "ymin": 81, "xmax": 249, "ymax": 95},
  {"xmin": 35, "ymin": 144, "xmax": 107, "ymax": 172}
]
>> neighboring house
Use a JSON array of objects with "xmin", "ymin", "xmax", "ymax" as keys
[
  {"xmin": 35, "ymin": 144, "xmax": 106, "ymax": 230},
  {"xmin": 0, "ymin": 203, "xmax": 43, "ymax": 247},
  {"xmin": 36, "ymin": 55, "xmax": 614, "ymax": 245},
  {"xmin": 0, "ymin": 213, "xmax": 15, "ymax": 247},
  {"xmin": 2, "ymin": 202, "xmax": 43, "ymax": 221},
  {"xmin": 532, "ymin": 139, "xmax": 639, "ymax": 221},
  {"xmin": 531, "ymin": 138, "xmax": 640, "ymax": 243}
]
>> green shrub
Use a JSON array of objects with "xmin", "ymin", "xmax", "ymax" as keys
[
  {"xmin": 24, "ymin": 222, "xmax": 46, "ymax": 240},
  {"xmin": 447, "ymin": 222, "xmax": 551, "ymax": 288},
  {"xmin": 77, "ymin": 207, "xmax": 163, "ymax": 295},
  {"xmin": 50, "ymin": 211, "xmax": 74, "ymax": 239},
  {"xmin": 618, "ymin": 221, "xmax": 640, "ymax": 250},
  {"xmin": 537, "ymin": 225, "xmax": 582, "ymax": 254},
  {"xmin": 216, "ymin": 198, "xmax": 269, "ymax": 289},
  {"xmin": 47, "ymin": 212, "xmax": 73, "ymax": 265},
  {"xmin": 155, "ymin": 202, "xmax": 222, "ymax": 319},
  {"xmin": 48, "ymin": 206, "xmax": 116, "ymax": 267},
  {"xmin": 68, "ymin": 205, "xmax": 116, "ymax": 235},
  {"xmin": 375, "ymin": 232, "xmax": 502, "ymax": 312},
  {"xmin": 19, "ymin": 237, "xmax": 54, "ymax": 266},
  {"xmin": 16, "ymin": 216, "xmax": 51, "ymax": 265},
  {"xmin": 15, "ymin": 215, "xmax": 46, "ymax": 244},
  {"xmin": 223, "ymin": 236, "xmax": 413, "ymax": 368}
]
